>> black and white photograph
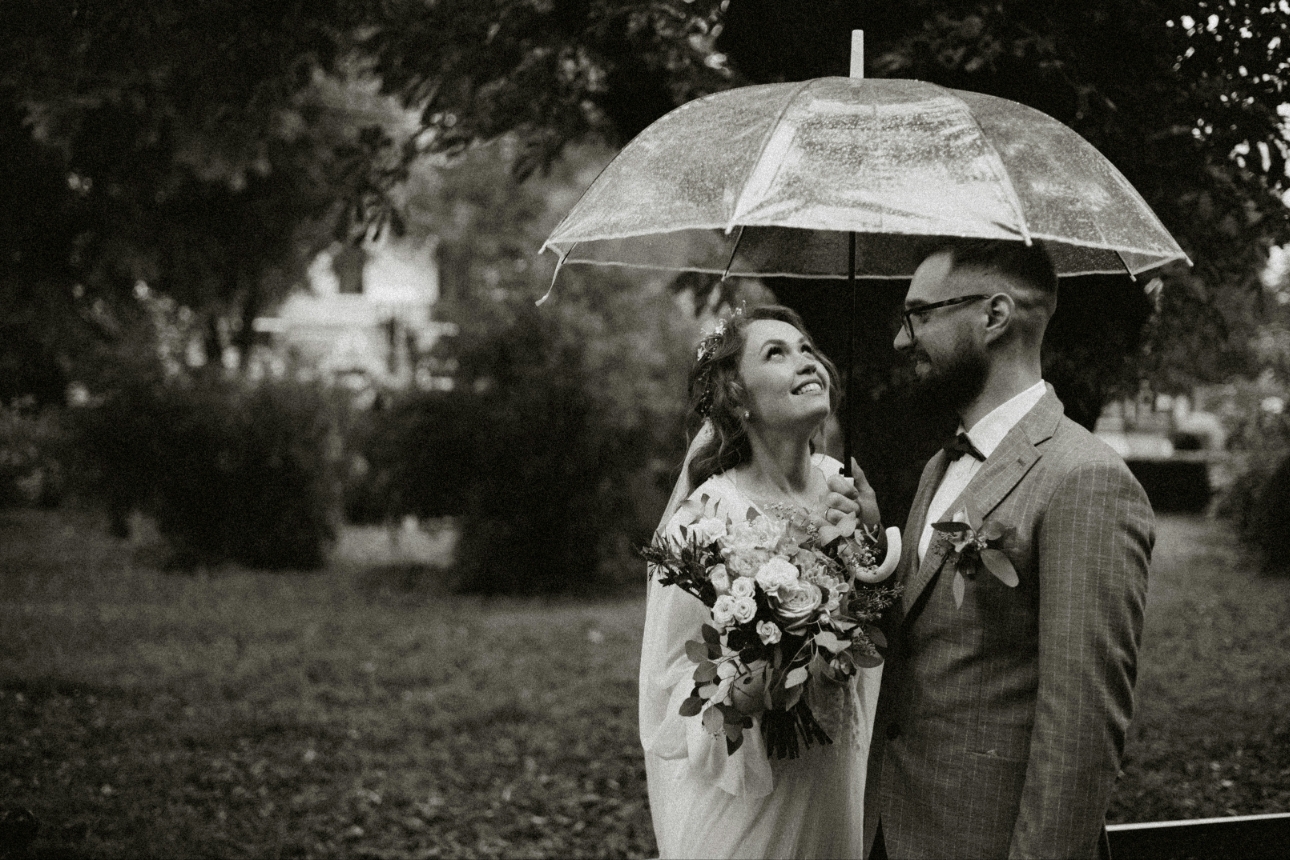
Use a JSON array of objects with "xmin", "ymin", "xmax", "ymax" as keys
[{"xmin": 2, "ymin": 2, "xmax": 1288, "ymax": 858}]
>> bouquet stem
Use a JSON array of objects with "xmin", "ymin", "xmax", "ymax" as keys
[{"xmin": 761, "ymin": 699, "xmax": 833, "ymax": 760}]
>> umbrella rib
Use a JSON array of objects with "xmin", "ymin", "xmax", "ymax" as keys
[
  {"xmin": 536, "ymin": 244, "xmax": 574, "ymax": 306},
  {"xmin": 721, "ymin": 226, "xmax": 746, "ymax": 281},
  {"xmin": 725, "ymin": 78, "xmax": 819, "ymax": 233},
  {"xmin": 941, "ymin": 87, "xmax": 1033, "ymax": 246}
]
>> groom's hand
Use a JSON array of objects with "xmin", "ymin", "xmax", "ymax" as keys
[{"xmin": 825, "ymin": 458, "xmax": 881, "ymax": 530}]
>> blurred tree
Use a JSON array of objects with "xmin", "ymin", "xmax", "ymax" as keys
[
  {"xmin": 0, "ymin": 1, "xmax": 410, "ymax": 397},
  {"xmin": 353, "ymin": 143, "xmax": 695, "ymax": 592}
]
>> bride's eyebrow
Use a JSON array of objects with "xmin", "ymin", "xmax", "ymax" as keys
[{"xmin": 760, "ymin": 337, "xmax": 808, "ymax": 354}]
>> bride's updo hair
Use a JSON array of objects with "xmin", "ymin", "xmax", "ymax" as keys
[{"xmin": 686, "ymin": 305, "xmax": 841, "ymax": 488}]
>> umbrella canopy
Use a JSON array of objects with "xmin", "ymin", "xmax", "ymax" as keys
[{"xmin": 542, "ymin": 77, "xmax": 1188, "ymax": 280}]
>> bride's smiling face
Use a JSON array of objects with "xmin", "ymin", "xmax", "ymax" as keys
[{"xmin": 738, "ymin": 319, "xmax": 831, "ymax": 431}]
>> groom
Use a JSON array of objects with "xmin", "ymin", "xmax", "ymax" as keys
[{"xmin": 830, "ymin": 240, "xmax": 1153, "ymax": 859}]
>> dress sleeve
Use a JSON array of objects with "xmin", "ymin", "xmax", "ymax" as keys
[{"xmin": 637, "ymin": 483, "xmax": 774, "ymax": 798}]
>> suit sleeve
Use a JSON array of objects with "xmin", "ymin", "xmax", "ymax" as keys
[{"xmin": 1009, "ymin": 460, "xmax": 1153, "ymax": 859}]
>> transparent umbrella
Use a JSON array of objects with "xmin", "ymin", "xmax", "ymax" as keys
[{"xmin": 541, "ymin": 71, "xmax": 1189, "ymax": 465}]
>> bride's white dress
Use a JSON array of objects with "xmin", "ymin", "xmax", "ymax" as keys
[{"xmin": 639, "ymin": 454, "xmax": 880, "ymax": 859}]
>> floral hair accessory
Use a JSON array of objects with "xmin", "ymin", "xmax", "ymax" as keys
[{"xmin": 694, "ymin": 305, "xmax": 745, "ymax": 417}]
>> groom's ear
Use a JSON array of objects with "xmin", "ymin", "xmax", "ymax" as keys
[{"xmin": 982, "ymin": 292, "xmax": 1016, "ymax": 342}]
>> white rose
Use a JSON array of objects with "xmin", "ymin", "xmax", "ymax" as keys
[
  {"xmin": 756, "ymin": 620, "xmax": 782, "ymax": 645},
  {"xmin": 755, "ymin": 557, "xmax": 800, "ymax": 595},
  {"xmin": 775, "ymin": 580, "xmax": 823, "ymax": 631},
  {"xmin": 725, "ymin": 548, "xmax": 768, "ymax": 579},
  {"xmin": 729, "ymin": 576, "xmax": 756, "ymax": 600},
  {"xmin": 732, "ymin": 595, "xmax": 757, "ymax": 624},
  {"xmin": 712, "ymin": 595, "xmax": 737, "ymax": 627},
  {"xmin": 709, "ymin": 564, "xmax": 731, "ymax": 595},
  {"xmin": 721, "ymin": 516, "xmax": 785, "ymax": 555},
  {"xmin": 690, "ymin": 516, "xmax": 728, "ymax": 545}
]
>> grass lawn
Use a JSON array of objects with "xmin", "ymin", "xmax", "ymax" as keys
[{"xmin": 2, "ymin": 508, "xmax": 1288, "ymax": 858}]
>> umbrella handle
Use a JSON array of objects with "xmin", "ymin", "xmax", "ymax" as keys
[{"xmin": 843, "ymin": 230, "xmax": 855, "ymax": 477}]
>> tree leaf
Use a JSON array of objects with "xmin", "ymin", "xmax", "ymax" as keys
[
  {"xmin": 679, "ymin": 696, "xmax": 703, "ymax": 717},
  {"xmin": 701, "ymin": 623, "xmax": 721, "ymax": 645},
  {"xmin": 980, "ymin": 548, "xmax": 1019, "ymax": 587},
  {"xmin": 784, "ymin": 666, "xmax": 809, "ymax": 688},
  {"xmin": 685, "ymin": 640, "xmax": 709, "ymax": 663},
  {"xmin": 952, "ymin": 570, "xmax": 966, "ymax": 608},
  {"xmin": 702, "ymin": 705, "xmax": 723, "ymax": 735},
  {"xmin": 693, "ymin": 661, "xmax": 718, "ymax": 683}
]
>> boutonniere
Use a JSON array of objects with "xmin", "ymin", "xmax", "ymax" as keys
[{"xmin": 931, "ymin": 506, "xmax": 1019, "ymax": 608}]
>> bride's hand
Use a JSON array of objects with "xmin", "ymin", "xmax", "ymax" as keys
[{"xmin": 825, "ymin": 458, "xmax": 881, "ymax": 531}]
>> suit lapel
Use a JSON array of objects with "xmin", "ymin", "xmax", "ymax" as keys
[{"xmin": 900, "ymin": 390, "xmax": 1064, "ymax": 616}]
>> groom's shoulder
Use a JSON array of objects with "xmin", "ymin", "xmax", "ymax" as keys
[{"xmin": 1044, "ymin": 414, "xmax": 1141, "ymax": 484}]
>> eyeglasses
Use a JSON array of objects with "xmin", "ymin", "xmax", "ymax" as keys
[{"xmin": 898, "ymin": 294, "xmax": 992, "ymax": 341}]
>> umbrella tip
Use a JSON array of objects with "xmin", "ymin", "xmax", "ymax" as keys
[{"xmin": 850, "ymin": 30, "xmax": 864, "ymax": 79}]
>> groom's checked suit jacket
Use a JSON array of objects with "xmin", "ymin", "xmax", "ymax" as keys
[{"xmin": 865, "ymin": 389, "xmax": 1153, "ymax": 860}]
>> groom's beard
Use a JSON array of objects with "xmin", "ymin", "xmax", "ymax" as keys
[{"xmin": 909, "ymin": 341, "xmax": 989, "ymax": 417}]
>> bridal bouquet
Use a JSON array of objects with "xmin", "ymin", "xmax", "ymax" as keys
[{"xmin": 639, "ymin": 493, "xmax": 902, "ymax": 759}]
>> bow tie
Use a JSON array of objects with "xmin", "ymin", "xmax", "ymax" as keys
[{"xmin": 943, "ymin": 432, "xmax": 986, "ymax": 462}]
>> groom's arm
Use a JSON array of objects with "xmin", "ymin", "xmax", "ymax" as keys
[{"xmin": 1009, "ymin": 458, "xmax": 1153, "ymax": 860}]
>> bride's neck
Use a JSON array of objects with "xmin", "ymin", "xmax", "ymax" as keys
[{"xmin": 743, "ymin": 425, "xmax": 815, "ymax": 496}]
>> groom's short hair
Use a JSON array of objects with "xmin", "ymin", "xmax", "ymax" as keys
[{"xmin": 942, "ymin": 239, "xmax": 1057, "ymax": 298}]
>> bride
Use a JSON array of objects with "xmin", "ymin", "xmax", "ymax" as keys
[{"xmin": 639, "ymin": 305, "xmax": 898, "ymax": 859}]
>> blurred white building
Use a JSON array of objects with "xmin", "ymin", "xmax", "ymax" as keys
[{"xmin": 252, "ymin": 232, "xmax": 458, "ymax": 395}]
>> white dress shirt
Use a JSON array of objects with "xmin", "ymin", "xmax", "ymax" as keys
[{"xmin": 917, "ymin": 380, "xmax": 1048, "ymax": 563}]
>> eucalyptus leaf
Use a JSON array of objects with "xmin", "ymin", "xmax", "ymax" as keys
[
  {"xmin": 863, "ymin": 624, "xmax": 887, "ymax": 649},
  {"xmin": 784, "ymin": 666, "xmax": 809, "ymax": 688},
  {"xmin": 783, "ymin": 682, "xmax": 803, "ymax": 711},
  {"xmin": 701, "ymin": 624, "xmax": 721, "ymax": 645},
  {"xmin": 809, "ymin": 652, "xmax": 829, "ymax": 678},
  {"xmin": 978, "ymin": 520, "xmax": 1005, "ymax": 542},
  {"xmin": 814, "ymin": 630, "xmax": 849, "ymax": 654},
  {"xmin": 980, "ymin": 548, "xmax": 1019, "ymax": 587},
  {"xmin": 853, "ymin": 650, "xmax": 884, "ymax": 668},
  {"xmin": 685, "ymin": 640, "xmax": 709, "ymax": 663},
  {"xmin": 693, "ymin": 661, "xmax": 718, "ymax": 683},
  {"xmin": 702, "ymin": 705, "xmax": 723, "ymax": 735},
  {"xmin": 698, "ymin": 682, "xmax": 719, "ymax": 699},
  {"xmin": 679, "ymin": 696, "xmax": 704, "ymax": 717}
]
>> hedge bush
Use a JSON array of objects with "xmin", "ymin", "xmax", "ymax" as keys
[
  {"xmin": 0, "ymin": 400, "xmax": 66, "ymax": 508},
  {"xmin": 359, "ymin": 278, "xmax": 693, "ymax": 595},
  {"xmin": 73, "ymin": 374, "xmax": 345, "ymax": 569}
]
